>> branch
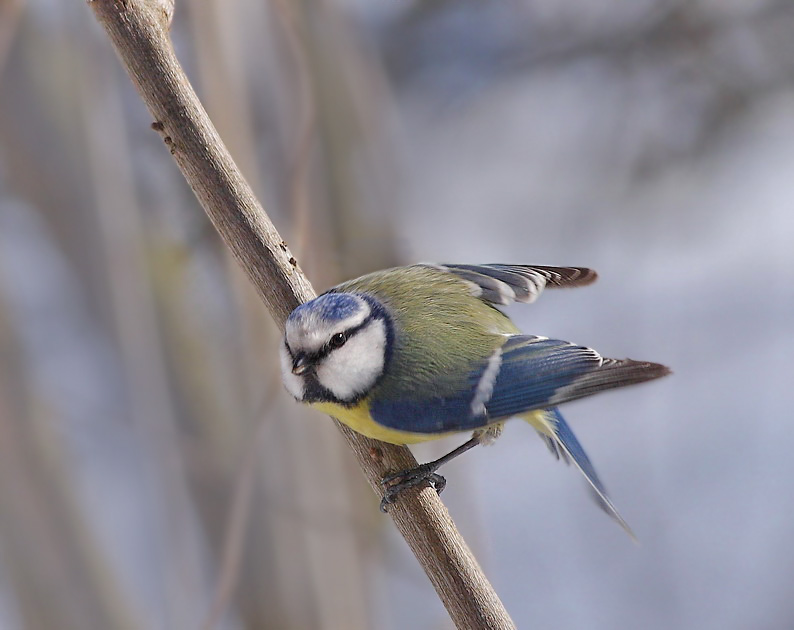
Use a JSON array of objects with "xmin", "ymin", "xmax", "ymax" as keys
[{"xmin": 86, "ymin": 2, "xmax": 515, "ymax": 628}]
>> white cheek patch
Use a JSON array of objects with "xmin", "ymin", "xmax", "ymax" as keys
[
  {"xmin": 316, "ymin": 319, "xmax": 387, "ymax": 402},
  {"xmin": 280, "ymin": 339, "xmax": 305, "ymax": 400}
]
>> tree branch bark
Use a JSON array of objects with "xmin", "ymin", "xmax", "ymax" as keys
[{"xmin": 86, "ymin": 2, "xmax": 515, "ymax": 628}]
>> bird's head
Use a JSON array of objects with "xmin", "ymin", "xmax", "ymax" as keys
[{"xmin": 281, "ymin": 292, "xmax": 392, "ymax": 405}]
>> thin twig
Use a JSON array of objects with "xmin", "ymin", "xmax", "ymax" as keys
[
  {"xmin": 0, "ymin": 0, "xmax": 26, "ymax": 81},
  {"xmin": 86, "ymin": 2, "xmax": 515, "ymax": 628},
  {"xmin": 202, "ymin": 372, "xmax": 282, "ymax": 630},
  {"xmin": 268, "ymin": 0, "xmax": 317, "ymax": 263}
]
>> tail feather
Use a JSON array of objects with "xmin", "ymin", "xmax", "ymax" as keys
[{"xmin": 526, "ymin": 408, "xmax": 637, "ymax": 541}]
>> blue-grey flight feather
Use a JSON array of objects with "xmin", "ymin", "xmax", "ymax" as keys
[{"xmin": 423, "ymin": 264, "xmax": 597, "ymax": 306}]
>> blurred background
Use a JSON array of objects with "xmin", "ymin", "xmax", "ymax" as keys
[{"xmin": 1, "ymin": 0, "xmax": 793, "ymax": 628}]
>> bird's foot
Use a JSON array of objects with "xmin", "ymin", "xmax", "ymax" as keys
[{"xmin": 380, "ymin": 464, "xmax": 446, "ymax": 512}]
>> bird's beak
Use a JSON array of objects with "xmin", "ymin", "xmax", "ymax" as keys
[{"xmin": 292, "ymin": 355, "xmax": 313, "ymax": 376}]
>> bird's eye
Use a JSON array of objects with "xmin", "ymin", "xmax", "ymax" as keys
[{"xmin": 328, "ymin": 332, "xmax": 347, "ymax": 350}]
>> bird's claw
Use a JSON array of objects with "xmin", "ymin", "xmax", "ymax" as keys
[{"xmin": 379, "ymin": 464, "xmax": 446, "ymax": 512}]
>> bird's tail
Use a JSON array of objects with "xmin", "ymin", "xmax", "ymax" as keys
[{"xmin": 523, "ymin": 408, "xmax": 637, "ymax": 541}]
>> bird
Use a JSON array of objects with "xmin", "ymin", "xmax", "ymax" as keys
[{"xmin": 280, "ymin": 263, "xmax": 670, "ymax": 536}]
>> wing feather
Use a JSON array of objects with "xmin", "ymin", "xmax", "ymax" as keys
[
  {"xmin": 369, "ymin": 334, "xmax": 669, "ymax": 434},
  {"xmin": 424, "ymin": 263, "xmax": 597, "ymax": 306},
  {"xmin": 484, "ymin": 336, "xmax": 670, "ymax": 419}
]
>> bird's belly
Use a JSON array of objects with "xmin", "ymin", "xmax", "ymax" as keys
[{"xmin": 311, "ymin": 400, "xmax": 453, "ymax": 445}]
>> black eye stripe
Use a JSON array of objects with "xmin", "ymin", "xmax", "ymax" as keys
[{"xmin": 305, "ymin": 321, "xmax": 363, "ymax": 364}]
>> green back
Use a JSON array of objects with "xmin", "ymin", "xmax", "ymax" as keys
[{"xmin": 335, "ymin": 265, "xmax": 519, "ymax": 401}]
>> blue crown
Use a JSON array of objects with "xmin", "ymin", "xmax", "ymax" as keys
[{"xmin": 289, "ymin": 293, "xmax": 362, "ymax": 323}]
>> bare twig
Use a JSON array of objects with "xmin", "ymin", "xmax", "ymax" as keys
[
  {"xmin": 0, "ymin": 0, "xmax": 26, "ymax": 81},
  {"xmin": 202, "ymin": 373, "xmax": 282, "ymax": 630},
  {"xmin": 86, "ymin": 2, "xmax": 515, "ymax": 628},
  {"xmin": 268, "ymin": 0, "xmax": 317, "ymax": 263}
]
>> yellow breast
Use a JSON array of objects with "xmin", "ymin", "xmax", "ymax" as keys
[{"xmin": 311, "ymin": 400, "xmax": 454, "ymax": 445}]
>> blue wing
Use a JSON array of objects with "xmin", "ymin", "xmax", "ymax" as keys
[
  {"xmin": 369, "ymin": 335, "xmax": 668, "ymax": 434},
  {"xmin": 535, "ymin": 408, "xmax": 635, "ymax": 539},
  {"xmin": 482, "ymin": 336, "xmax": 668, "ymax": 418}
]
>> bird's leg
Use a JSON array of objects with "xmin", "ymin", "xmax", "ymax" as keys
[{"xmin": 380, "ymin": 435, "xmax": 482, "ymax": 512}]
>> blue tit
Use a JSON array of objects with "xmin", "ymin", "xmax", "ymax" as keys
[{"xmin": 280, "ymin": 263, "xmax": 670, "ymax": 536}]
